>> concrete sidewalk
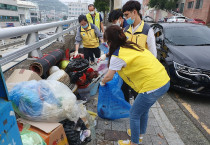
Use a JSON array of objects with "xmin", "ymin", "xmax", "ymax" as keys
[{"xmin": 86, "ymin": 93, "xmax": 184, "ymax": 145}]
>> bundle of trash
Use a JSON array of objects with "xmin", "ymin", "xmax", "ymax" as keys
[{"xmin": 9, "ymin": 80, "xmax": 81, "ymax": 122}]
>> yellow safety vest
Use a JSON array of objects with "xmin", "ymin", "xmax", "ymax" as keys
[
  {"xmin": 80, "ymin": 23, "xmax": 99, "ymax": 48},
  {"xmin": 86, "ymin": 12, "xmax": 101, "ymax": 31},
  {"xmin": 124, "ymin": 21, "xmax": 150, "ymax": 49},
  {"xmin": 112, "ymin": 46, "xmax": 170, "ymax": 93}
]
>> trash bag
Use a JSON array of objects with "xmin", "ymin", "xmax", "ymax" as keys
[
  {"xmin": 96, "ymin": 60, "xmax": 108, "ymax": 75},
  {"xmin": 98, "ymin": 43, "xmax": 109, "ymax": 54},
  {"xmin": 60, "ymin": 118, "xmax": 91, "ymax": 145},
  {"xmin": 65, "ymin": 58, "xmax": 89, "ymax": 74},
  {"xmin": 9, "ymin": 80, "xmax": 81, "ymax": 122},
  {"xmin": 21, "ymin": 130, "xmax": 46, "ymax": 145},
  {"xmin": 97, "ymin": 73, "xmax": 131, "ymax": 120}
]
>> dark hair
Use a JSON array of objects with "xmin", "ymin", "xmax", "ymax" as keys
[
  {"xmin": 88, "ymin": 4, "xmax": 95, "ymax": 8},
  {"xmin": 104, "ymin": 25, "xmax": 144, "ymax": 65},
  {"xmin": 78, "ymin": 15, "xmax": 88, "ymax": 23},
  {"xmin": 108, "ymin": 9, "xmax": 123, "ymax": 22},
  {"xmin": 122, "ymin": 0, "xmax": 141, "ymax": 15}
]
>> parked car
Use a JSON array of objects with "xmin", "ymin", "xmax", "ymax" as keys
[
  {"xmin": 167, "ymin": 16, "xmax": 186, "ymax": 22},
  {"xmin": 143, "ymin": 16, "xmax": 154, "ymax": 22},
  {"xmin": 38, "ymin": 34, "xmax": 47, "ymax": 40},
  {"xmin": 151, "ymin": 23, "xmax": 210, "ymax": 96},
  {"xmin": 158, "ymin": 18, "xmax": 165, "ymax": 23},
  {"xmin": 47, "ymin": 31, "xmax": 55, "ymax": 35},
  {"xmin": 187, "ymin": 19, "xmax": 206, "ymax": 25}
]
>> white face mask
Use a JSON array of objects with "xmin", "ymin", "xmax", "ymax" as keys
[
  {"xmin": 115, "ymin": 20, "xmax": 121, "ymax": 26},
  {"xmin": 89, "ymin": 11, "xmax": 95, "ymax": 15}
]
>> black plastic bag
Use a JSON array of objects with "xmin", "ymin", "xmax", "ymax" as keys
[
  {"xmin": 65, "ymin": 59, "xmax": 89, "ymax": 73},
  {"xmin": 60, "ymin": 118, "xmax": 91, "ymax": 145}
]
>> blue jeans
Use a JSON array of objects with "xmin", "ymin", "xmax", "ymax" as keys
[{"xmin": 130, "ymin": 82, "xmax": 170, "ymax": 144}]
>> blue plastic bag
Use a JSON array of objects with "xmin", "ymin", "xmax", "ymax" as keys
[
  {"xmin": 97, "ymin": 73, "xmax": 131, "ymax": 120},
  {"xmin": 99, "ymin": 43, "xmax": 109, "ymax": 54},
  {"xmin": 9, "ymin": 80, "xmax": 60, "ymax": 118}
]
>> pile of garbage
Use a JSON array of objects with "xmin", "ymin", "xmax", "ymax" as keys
[
  {"xmin": 5, "ymin": 44, "xmax": 131, "ymax": 145},
  {"xmin": 6, "ymin": 48, "xmax": 107, "ymax": 145}
]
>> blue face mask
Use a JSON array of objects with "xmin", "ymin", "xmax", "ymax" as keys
[
  {"xmin": 82, "ymin": 24, "xmax": 88, "ymax": 29},
  {"xmin": 126, "ymin": 17, "xmax": 135, "ymax": 25}
]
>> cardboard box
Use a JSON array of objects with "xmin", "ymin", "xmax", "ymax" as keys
[
  {"xmin": 6, "ymin": 69, "xmax": 41, "ymax": 84},
  {"xmin": 6, "ymin": 69, "xmax": 42, "ymax": 91},
  {"xmin": 18, "ymin": 119, "xmax": 69, "ymax": 145},
  {"xmin": 0, "ymin": 98, "xmax": 22, "ymax": 145}
]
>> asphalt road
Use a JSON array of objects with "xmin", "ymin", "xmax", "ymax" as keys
[{"xmin": 158, "ymin": 89, "xmax": 210, "ymax": 145}]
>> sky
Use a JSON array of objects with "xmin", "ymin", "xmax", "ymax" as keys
[{"xmin": 59, "ymin": 0, "xmax": 143, "ymax": 5}]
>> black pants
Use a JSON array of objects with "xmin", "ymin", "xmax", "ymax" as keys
[
  {"xmin": 84, "ymin": 47, "xmax": 101, "ymax": 62},
  {"xmin": 121, "ymin": 81, "xmax": 138, "ymax": 102}
]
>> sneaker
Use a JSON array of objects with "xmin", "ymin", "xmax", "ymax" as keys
[
  {"xmin": 127, "ymin": 129, "xmax": 143, "ymax": 144},
  {"xmin": 118, "ymin": 140, "xmax": 130, "ymax": 145}
]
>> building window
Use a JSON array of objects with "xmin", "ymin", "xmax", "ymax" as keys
[
  {"xmin": 195, "ymin": 0, "xmax": 203, "ymax": 9},
  {"xmin": 0, "ymin": 16, "xmax": 19, "ymax": 22},
  {"xmin": 0, "ymin": 3, "xmax": 18, "ymax": 11},
  {"xmin": 188, "ymin": 1, "xmax": 194, "ymax": 8}
]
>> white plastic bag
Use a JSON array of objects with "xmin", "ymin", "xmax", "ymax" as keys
[
  {"xmin": 96, "ymin": 60, "xmax": 108, "ymax": 75},
  {"xmin": 9, "ymin": 80, "xmax": 81, "ymax": 122}
]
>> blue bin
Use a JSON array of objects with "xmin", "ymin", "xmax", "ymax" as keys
[{"xmin": 0, "ymin": 98, "xmax": 23, "ymax": 145}]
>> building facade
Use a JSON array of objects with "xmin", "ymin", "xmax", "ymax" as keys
[
  {"xmin": 176, "ymin": 0, "xmax": 186, "ymax": 13},
  {"xmin": 183, "ymin": 0, "xmax": 210, "ymax": 24},
  {"xmin": 17, "ymin": 0, "xmax": 39, "ymax": 25},
  {"xmin": 68, "ymin": 0, "xmax": 88, "ymax": 18},
  {"xmin": 142, "ymin": 0, "xmax": 210, "ymax": 24},
  {"xmin": 0, "ymin": 0, "xmax": 20, "ymax": 28}
]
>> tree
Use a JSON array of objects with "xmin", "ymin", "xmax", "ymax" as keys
[
  {"xmin": 94, "ymin": 0, "xmax": 110, "ymax": 23},
  {"xmin": 148, "ymin": 0, "xmax": 178, "ymax": 11},
  {"xmin": 110, "ymin": 0, "xmax": 114, "ymax": 11},
  {"xmin": 63, "ymin": 16, "xmax": 68, "ymax": 20}
]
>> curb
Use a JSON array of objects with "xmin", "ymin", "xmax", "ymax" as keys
[{"xmin": 151, "ymin": 102, "xmax": 185, "ymax": 145}]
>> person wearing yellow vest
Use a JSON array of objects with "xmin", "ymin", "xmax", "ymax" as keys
[
  {"xmin": 122, "ymin": 1, "xmax": 156, "ymax": 57},
  {"xmin": 86, "ymin": 4, "xmax": 104, "ymax": 33},
  {"xmin": 74, "ymin": 15, "xmax": 103, "ymax": 65},
  {"xmin": 101, "ymin": 25, "xmax": 170, "ymax": 145}
]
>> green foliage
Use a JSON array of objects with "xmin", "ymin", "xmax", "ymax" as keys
[
  {"xmin": 63, "ymin": 16, "xmax": 68, "ymax": 20},
  {"xmin": 94, "ymin": 0, "xmax": 110, "ymax": 12},
  {"xmin": 148, "ymin": 0, "xmax": 178, "ymax": 10},
  {"xmin": 165, "ymin": 0, "xmax": 177, "ymax": 10}
]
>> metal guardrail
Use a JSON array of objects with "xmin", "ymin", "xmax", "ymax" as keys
[{"xmin": 0, "ymin": 19, "xmax": 79, "ymax": 66}]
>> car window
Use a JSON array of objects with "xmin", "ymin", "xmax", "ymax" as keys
[
  {"xmin": 188, "ymin": 19, "xmax": 194, "ymax": 22},
  {"xmin": 177, "ymin": 17, "xmax": 185, "ymax": 19},
  {"xmin": 164, "ymin": 26, "xmax": 210, "ymax": 46}
]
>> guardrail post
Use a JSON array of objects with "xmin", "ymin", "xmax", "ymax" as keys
[
  {"xmin": 26, "ymin": 32, "xmax": 43, "ymax": 58},
  {"xmin": 56, "ymin": 25, "xmax": 65, "ymax": 42}
]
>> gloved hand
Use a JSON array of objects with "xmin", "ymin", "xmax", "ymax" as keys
[
  {"xmin": 74, "ymin": 50, "xmax": 78, "ymax": 57},
  {"xmin": 100, "ymin": 81, "xmax": 105, "ymax": 86},
  {"xmin": 97, "ymin": 54, "xmax": 106, "ymax": 63}
]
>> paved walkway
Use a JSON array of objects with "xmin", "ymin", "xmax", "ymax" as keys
[{"xmin": 86, "ymin": 93, "xmax": 184, "ymax": 145}]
